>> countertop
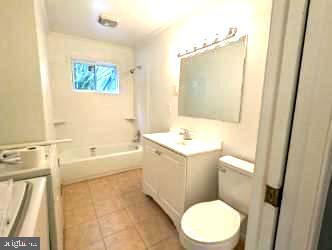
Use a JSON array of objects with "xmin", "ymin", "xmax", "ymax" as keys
[{"xmin": 143, "ymin": 132, "xmax": 222, "ymax": 157}]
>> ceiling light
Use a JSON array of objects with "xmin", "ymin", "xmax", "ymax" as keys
[{"xmin": 98, "ymin": 13, "xmax": 118, "ymax": 28}]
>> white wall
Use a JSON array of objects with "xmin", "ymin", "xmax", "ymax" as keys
[
  {"xmin": 0, "ymin": 0, "xmax": 53, "ymax": 145},
  {"xmin": 34, "ymin": 0, "xmax": 55, "ymax": 140},
  {"xmin": 48, "ymin": 33, "xmax": 136, "ymax": 151},
  {"xmin": 135, "ymin": 0, "xmax": 272, "ymax": 160}
]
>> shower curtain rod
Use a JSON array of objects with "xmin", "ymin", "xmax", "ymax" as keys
[{"xmin": 177, "ymin": 27, "xmax": 238, "ymax": 58}]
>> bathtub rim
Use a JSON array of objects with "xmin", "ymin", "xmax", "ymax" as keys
[
  {"xmin": 61, "ymin": 165, "xmax": 142, "ymax": 185},
  {"xmin": 60, "ymin": 144, "xmax": 142, "ymax": 166}
]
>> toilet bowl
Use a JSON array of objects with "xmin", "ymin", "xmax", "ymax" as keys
[{"xmin": 180, "ymin": 156, "xmax": 254, "ymax": 250}]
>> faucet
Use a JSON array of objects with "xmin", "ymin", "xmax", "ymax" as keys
[
  {"xmin": 179, "ymin": 128, "xmax": 192, "ymax": 140},
  {"xmin": 0, "ymin": 151, "xmax": 22, "ymax": 165},
  {"xmin": 90, "ymin": 147, "xmax": 97, "ymax": 157},
  {"xmin": 133, "ymin": 130, "xmax": 141, "ymax": 143}
]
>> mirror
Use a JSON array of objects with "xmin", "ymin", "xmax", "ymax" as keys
[{"xmin": 178, "ymin": 36, "xmax": 247, "ymax": 122}]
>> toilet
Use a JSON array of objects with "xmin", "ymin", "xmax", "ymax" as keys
[{"xmin": 180, "ymin": 156, "xmax": 254, "ymax": 250}]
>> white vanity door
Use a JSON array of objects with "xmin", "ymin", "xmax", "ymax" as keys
[
  {"xmin": 158, "ymin": 148, "xmax": 186, "ymax": 218},
  {"xmin": 143, "ymin": 143, "xmax": 162, "ymax": 198}
]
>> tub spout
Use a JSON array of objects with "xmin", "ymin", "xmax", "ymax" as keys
[
  {"xmin": 132, "ymin": 130, "xmax": 141, "ymax": 143},
  {"xmin": 90, "ymin": 147, "xmax": 97, "ymax": 157}
]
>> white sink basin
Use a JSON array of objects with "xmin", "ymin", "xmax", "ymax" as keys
[
  {"xmin": 176, "ymin": 140, "xmax": 192, "ymax": 146},
  {"xmin": 143, "ymin": 132, "xmax": 222, "ymax": 156}
]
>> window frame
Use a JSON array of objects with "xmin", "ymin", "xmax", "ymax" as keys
[{"xmin": 71, "ymin": 59, "xmax": 120, "ymax": 95}]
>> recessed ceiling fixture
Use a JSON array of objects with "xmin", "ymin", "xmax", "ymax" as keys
[{"xmin": 98, "ymin": 13, "xmax": 118, "ymax": 27}]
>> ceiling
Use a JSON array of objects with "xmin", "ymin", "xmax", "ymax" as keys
[{"xmin": 46, "ymin": 0, "xmax": 218, "ymax": 47}]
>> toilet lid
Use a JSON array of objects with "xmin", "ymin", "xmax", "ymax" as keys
[{"xmin": 181, "ymin": 200, "xmax": 241, "ymax": 244}]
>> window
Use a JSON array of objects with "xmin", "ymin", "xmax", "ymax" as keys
[{"xmin": 72, "ymin": 60, "xmax": 119, "ymax": 94}]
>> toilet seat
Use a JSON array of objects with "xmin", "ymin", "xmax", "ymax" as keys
[{"xmin": 180, "ymin": 200, "xmax": 241, "ymax": 250}]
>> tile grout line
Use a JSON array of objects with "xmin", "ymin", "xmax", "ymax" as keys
[
  {"xmin": 131, "ymin": 212, "xmax": 177, "ymax": 249},
  {"xmin": 63, "ymin": 181, "xmax": 99, "ymax": 249},
  {"xmin": 64, "ymin": 169, "xmax": 174, "ymax": 250},
  {"xmin": 90, "ymin": 172, "xmax": 142, "ymax": 249},
  {"xmin": 122, "ymin": 196, "xmax": 147, "ymax": 249},
  {"xmin": 98, "ymin": 208, "xmax": 136, "ymax": 240},
  {"xmin": 123, "ymin": 183, "xmax": 150, "ymax": 249},
  {"xmin": 131, "ymin": 218, "xmax": 149, "ymax": 249},
  {"xmin": 86, "ymin": 180, "xmax": 108, "ymax": 250}
]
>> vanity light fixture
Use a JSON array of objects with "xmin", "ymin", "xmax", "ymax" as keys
[
  {"xmin": 177, "ymin": 27, "xmax": 238, "ymax": 58},
  {"xmin": 98, "ymin": 13, "xmax": 118, "ymax": 27}
]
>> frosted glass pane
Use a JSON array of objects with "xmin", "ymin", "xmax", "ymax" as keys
[
  {"xmin": 95, "ymin": 64, "xmax": 118, "ymax": 93},
  {"xmin": 73, "ymin": 62, "xmax": 95, "ymax": 90},
  {"xmin": 72, "ymin": 60, "xmax": 119, "ymax": 94}
]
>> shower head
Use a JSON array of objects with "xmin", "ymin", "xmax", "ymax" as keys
[{"xmin": 130, "ymin": 65, "xmax": 142, "ymax": 74}]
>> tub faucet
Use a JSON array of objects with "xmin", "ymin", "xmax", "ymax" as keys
[
  {"xmin": 180, "ymin": 128, "xmax": 192, "ymax": 140},
  {"xmin": 133, "ymin": 130, "xmax": 141, "ymax": 143},
  {"xmin": 90, "ymin": 147, "xmax": 97, "ymax": 157}
]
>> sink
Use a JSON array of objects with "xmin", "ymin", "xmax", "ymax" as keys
[
  {"xmin": 143, "ymin": 132, "xmax": 222, "ymax": 156},
  {"xmin": 176, "ymin": 140, "xmax": 191, "ymax": 146},
  {"xmin": 151, "ymin": 133, "xmax": 195, "ymax": 146}
]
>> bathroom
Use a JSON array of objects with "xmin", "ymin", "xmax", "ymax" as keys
[{"xmin": 1, "ymin": 0, "xmax": 332, "ymax": 250}]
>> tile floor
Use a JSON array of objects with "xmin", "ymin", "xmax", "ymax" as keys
[{"xmin": 63, "ymin": 169, "xmax": 244, "ymax": 250}]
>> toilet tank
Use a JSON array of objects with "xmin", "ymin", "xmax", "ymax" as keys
[{"xmin": 218, "ymin": 156, "xmax": 254, "ymax": 215}]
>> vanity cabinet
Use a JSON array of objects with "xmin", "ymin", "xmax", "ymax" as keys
[
  {"xmin": 143, "ymin": 143, "xmax": 162, "ymax": 197},
  {"xmin": 142, "ymin": 137, "xmax": 221, "ymax": 228},
  {"xmin": 156, "ymin": 146, "xmax": 186, "ymax": 216}
]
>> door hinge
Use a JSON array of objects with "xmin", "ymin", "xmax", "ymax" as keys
[{"xmin": 265, "ymin": 185, "xmax": 283, "ymax": 208}]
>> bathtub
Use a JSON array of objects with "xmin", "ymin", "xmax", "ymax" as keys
[{"xmin": 60, "ymin": 143, "xmax": 142, "ymax": 184}]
